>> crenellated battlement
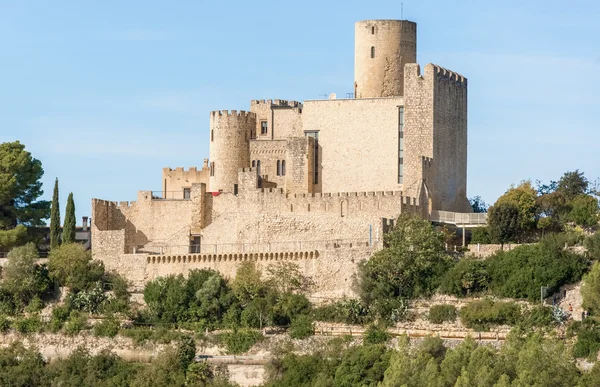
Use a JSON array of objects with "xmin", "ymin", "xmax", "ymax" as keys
[
  {"xmin": 250, "ymin": 99, "xmax": 302, "ymax": 108},
  {"xmin": 210, "ymin": 110, "xmax": 256, "ymax": 120},
  {"xmin": 163, "ymin": 166, "xmax": 204, "ymax": 173},
  {"xmin": 430, "ymin": 64, "xmax": 467, "ymax": 86}
]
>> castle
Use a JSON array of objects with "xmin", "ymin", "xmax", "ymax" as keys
[{"xmin": 92, "ymin": 20, "xmax": 471, "ymax": 299}]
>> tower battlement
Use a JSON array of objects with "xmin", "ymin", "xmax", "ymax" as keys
[
  {"xmin": 431, "ymin": 64, "xmax": 467, "ymax": 86},
  {"xmin": 251, "ymin": 99, "xmax": 301, "ymax": 107}
]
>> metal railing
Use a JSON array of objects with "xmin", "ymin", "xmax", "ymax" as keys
[
  {"xmin": 430, "ymin": 210, "xmax": 487, "ymax": 226},
  {"xmin": 139, "ymin": 238, "xmax": 380, "ymax": 255},
  {"xmin": 151, "ymin": 191, "xmax": 192, "ymax": 200}
]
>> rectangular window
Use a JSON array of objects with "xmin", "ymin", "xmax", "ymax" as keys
[
  {"xmin": 183, "ymin": 188, "xmax": 191, "ymax": 199},
  {"xmin": 189, "ymin": 236, "xmax": 201, "ymax": 253},
  {"xmin": 398, "ymin": 107, "xmax": 404, "ymax": 184},
  {"xmin": 210, "ymin": 162, "xmax": 215, "ymax": 177},
  {"xmin": 233, "ymin": 184, "xmax": 238, "ymax": 196},
  {"xmin": 305, "ymin": 131, "xmax": 319, "ymax": 184},
  {"xmin": 260, "ymin": 121, "xmax": 268, "ymax": 135}
]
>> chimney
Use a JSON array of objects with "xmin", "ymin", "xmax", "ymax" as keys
[{"xmin": 82, "ymin": 216, "xmax": 88, "ymax": 232}]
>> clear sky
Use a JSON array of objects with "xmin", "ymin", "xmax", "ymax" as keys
[{"xmin": 1, "ymin": 0, "xmax": 599, "ymax": 222}]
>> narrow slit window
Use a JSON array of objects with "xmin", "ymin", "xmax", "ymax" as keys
[
  {"xmin": 276, "ymin": 160, "xmax": 281, "ymax": 176},
  {"xmin": 371, "ymin": 26, "xmax": 375, "ymax": 34},
  {"xmin": 281, "ymin": 160, "xmax": 286, "ymax": 176},
  {"xmin": 371, "ymin": 46, "xmax": 375, "ymax": 58}
]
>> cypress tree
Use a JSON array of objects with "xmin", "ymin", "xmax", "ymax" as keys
[
  {"xmin": 62, "ymin": 192, "xmax": 76, "ymax": 244},
  {"xmin": 50, "ymin": 178, "xmax": 60, "ymax": 249}
]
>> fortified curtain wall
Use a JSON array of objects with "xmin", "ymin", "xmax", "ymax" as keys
[{"xmin": 403, "ymin": 63, "xmax": 468, "ymax": 212}]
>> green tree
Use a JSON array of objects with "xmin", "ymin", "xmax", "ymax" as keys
[
  {"xmin": 584, "ymin": 232, "xmax": 600, "ymax": 260},
  {"xmin": 487, "ymin": 202, "xmax": 520, "ymax": 244},
  {"xmin": 48, "ymin": 243, "xmax": 104, "ymax": 291},
  {"xmin": 0, "ymin": 141, "xmax": 50, "ymax": 249},
  {"xmin": 267, "ymin": 261, "xmax": 312, "ymax": 294},
  {"xmin": 50, "ymin": 178, "xmax": 60, "ymax": 250},
  {"xmin": 176, "ymin": 334, "xmax": 196, "ymax": 371},
  {"xmin": 130, "ymin": 348, "xmax": 186, "ymax": 387},
  {"xmin": 358, "ymin": 213, "xmax": 451, "ymax": 320},
  {"xmin": 144, "ymin": 275, "xmax": 188, "ymax": 324},
  {"xmin": 0, "ymin": 342, "xmax": 49, "ymax": 387},
  {"xmin": 557, "ymin": 170, "xmax": 589, "ymax": 201},
  {"xmin": 232, "ymin": 261, "xmax": 265, "ymax": 303},
  {"xmin": 2, "ymin": 243, "xmax": 51, "ymax": 305},
  {"xmin": 62, "ymin": 192, "xmax": 76, "ymax": 244},
  {"xmin": 494, "ymin": 181, "xmax": 538, "ymax": 233},
  {"xmin": 469, "ymin": 195, "xmax": 488, "ymax": 213},
  {"xmin": 581, "ymin": 262, "xmax": 600, "ymax": 315},
  {"xmin": 568, "ymin": 194, "xmax": 598, "ymax": 227},
  {"xmin": 334, "ymin": 344, "xmax": 391, "ymax": 387}
]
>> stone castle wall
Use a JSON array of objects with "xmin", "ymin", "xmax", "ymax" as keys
[
  {"xmin": 403, "ymin": 63, "xmax": 469, "ymax": 212},
  {"xmin": 302, "ymin": 97, "xmax": 404, "ymax": 194},
  {"xmin": 161, "ymin": 164, "xmax": 210, "ymax": 198}
]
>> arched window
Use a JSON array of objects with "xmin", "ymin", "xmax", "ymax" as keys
[
  {"xmin": 371, "ymin": 46, "xmax": 375, "ymax": 58},
  {"xmin": 281, "ymin": 160, "xmax": 286, "ymax": 176},
  {"xmin": 252, "ymin": 160, "xmax": 256, "ymax": 168},
  {"xmin": 256, "ymin": 160, "xmax": 261, "ymax": 175},
  {"xmin": 371, "ymin": 26, "xmax": 375, "ymax": 34},
  {"xmin": 276, "ymin": 160, "xmax": 281, "ymax": 176}
]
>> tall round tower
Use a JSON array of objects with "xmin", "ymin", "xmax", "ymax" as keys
[
  {"xmin": 209, "ymin": 110, "xmax": 254, "ymax": 192},
  {"xmin": 354, "ymin": 20, "xmax": 417, "ymax": 98}
]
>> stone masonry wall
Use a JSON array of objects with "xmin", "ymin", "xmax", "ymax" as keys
[
  {"xmin": 302, "ymin": 97, "xmax": 404, "ymax": 194},
  {"xmin": 403, "ymin": 63, "xmax": 468, "ymax": 212},
  {"xmin": 161, "ymin": 164, "xmax": 210, "ymax": 198}
]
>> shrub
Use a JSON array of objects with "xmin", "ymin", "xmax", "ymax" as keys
[
  {"xmin": 289, "ymin": 314, "xmax": 314, "ymax": 339},
  {"xmin": 459, "ymin": 299, "xmax": 522, "ymax": 331},
  {"xmin": 518, "ymin": 305, "xmax": 556, "ymax": 329},
  {"xmin": 471, "ymin": 227, "xmax": 492, "ymax": 244},
  {"xmin": 121, "ymin": 327, "xmax": 154, "ymax": 346},
  {"xmin": 428, "ymin": 304, "xmax": 457, "ymax": 324},
  {"xmin": 572, "ymin": 321, "xmax": 600, "ymax": 359},
  {"xmin": 64, "ymin": 311, "xmax": 87, "ymax": 335},
  {"xmin": 13, "ymin": 315, "xmax": 42, "ymax": 334},
  {"xmin": 217, "ymin": 329, "xmax": 263, "ymax": 354},
  {"xmin": 439, "ymin": 259, "xmax": 489, "ymax": 297},
  {"xmin": 69, "ymin": 283, "xmax": 107, "ymax": 314},
  {"xmin": 50, "ymin": 305, "xmax": 71, "ymax": 332},
  {"xmin": 313, "ymin": 298, "xmax": 368, "ymax": 325},
  {"xmin": 94, "ymin": 317, "xmax": 120, "ymax": 338},
  {"xmin": 0, "ymin": 315, "xmax": 10, "ymax": 333},
  {"xmin": 364, "ymin": 324, "xmax": 390, "ymax": 345},
  {"xmin": 24, "ymin": 296, "xmax": 44, "ymax": 314},
  {"xmin": 487, "ymin": 241, "xmax": 588, "ymax": 301}
]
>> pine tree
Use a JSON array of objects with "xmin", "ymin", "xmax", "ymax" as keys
[
  {"xmin": 62, "ymin": 192, "xmax": 76, "ymax": 244},
  {"xmin": 50, "ymin": 178, "xmax": 61, "ymax": 249}
]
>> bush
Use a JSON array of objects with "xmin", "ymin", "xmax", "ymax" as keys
[
  {"xmin": 572, "ymin": 320, "xmax": 600, "ymax": 359},
  {"xmin": 121, "ymin": 327, "xmax": 154, "ymax": 346},
  {"xmin": 313, "ymin": 298, "xmax": 368, "ymax": 325},
  {"xmin": 50, "ymin": 305, "xmax": 71, "ymax": 332},
  {"xmin": 48, "ymin": 243, "xmax": 104, "ymax": 291},
  {"xmin": 439, "ymin": 259, "xmax": 489, "ymax": 297},
  {"xmin": 471, "ymin": 227, "xmax": 492, "ymax": 244},
  {"xmin": 364, "ymin": 324, "xmax": 390, "ymax": 345},
  {"xmin": 64, "ymin": 311, "xmax": 87, "ymax": 335},
  {"xmin": 13, "ymin": 315, "xmax": 42, "ymax": 334},
  {"xmin": 487, "ymin": 241, "xmax": 588, "ymax": 301},
  {"xmin": 459, "ymin": 299, "xmax": 522, "ymax": 331},
  {"xmin": 94, "ymin": 317, "xmax": 120, "ymax": 338},
  {"xmin": 0, "ymin": 315, "xmax": 10, "ymax": 333},
  {"xmin": 428, "ymin": 304, "xmax": 457, "ymax": 324},
  {"xmin": 69, "ymin": 283, "xmax": 107, "ymax": 314},
  {"xmin": 217, "ymin": 329, "xmax": 263, "ymax": 354},
  {"xmin": 289, "ymin": 314, "xmax": 314, "ymax": 339},
  {"xmin": 518, "ymin": 305, "xmax": 556, "ymax": 329}
]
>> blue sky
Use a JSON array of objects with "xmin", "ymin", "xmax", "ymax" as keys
[{"xmin": 1, "ymin": 0, "xmax": 599, "ymax": 221}]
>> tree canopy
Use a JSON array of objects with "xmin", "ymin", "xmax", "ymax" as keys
[{"xmin": 0, "ymin": 141, "xmax": 50, "ymax": 249}]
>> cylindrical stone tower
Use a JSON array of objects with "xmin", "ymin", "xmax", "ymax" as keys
[
  {"xmin": 209, "ymin": 110, "xmax": 254, "ymax": 192},
  {"xmin": 354, "ymin": 20, "xmax": 417, "ymax": 98}
]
